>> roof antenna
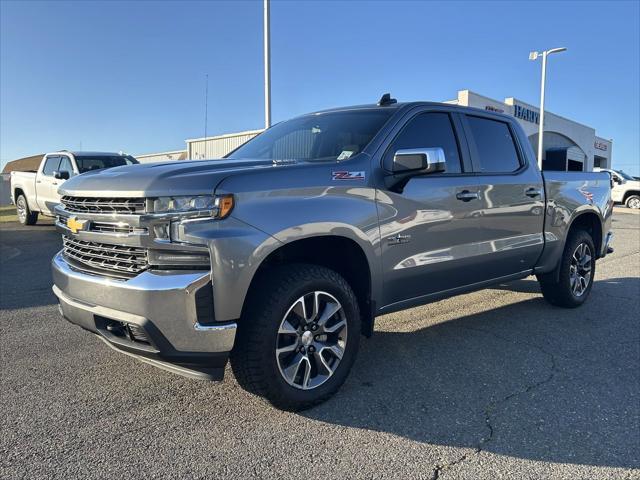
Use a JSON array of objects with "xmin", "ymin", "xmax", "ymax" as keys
[{"xmin": 378, "ymin": 93, "xmax": 397, "ymax": 106}]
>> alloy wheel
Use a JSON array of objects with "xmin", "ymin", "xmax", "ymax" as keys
[
  {"xmin": 570, "ymin": 242, "xmax": 592, "ymax": 297},
  {"xmin": 16, "ymin": 197, "xmax": 27, "ymax": 223},
  {"xmin": 628, "ymin": 197, "xmax": 640, "ymax": 209},
  {"xmin": 275, "ymin": 291, "xmax": 347, "ymax": 390}
]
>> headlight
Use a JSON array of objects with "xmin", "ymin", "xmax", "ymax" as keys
[{"xmin": 152, "ymin": 194, "xmax": 234, "ymax": 218}]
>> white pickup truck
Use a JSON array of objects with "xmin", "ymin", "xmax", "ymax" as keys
[
  {"xmin": 594, "ymin": 168, "xmax": 640, "ymax": 209},
  {"xmin": 10, "ymin": 151, "xmax": 138, "ymax": 225}
]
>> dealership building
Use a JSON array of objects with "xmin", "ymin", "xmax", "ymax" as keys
[{"xmin": 445, "ymin": 90, "xmax": 612, "ymax": 171}]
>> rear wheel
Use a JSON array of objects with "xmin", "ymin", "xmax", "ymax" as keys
[
  {"xmin": 625, "ymin": 195, "xmax": 640, "ymax": 209},
  {"xmin": 16, "ymin": 194, "xmax": 38, "ymax": 225},
  {"xmin": 231, "ymin": 264, "xmax": 360, "ymax": 411},
  {"xmin": 537, "ymin": 229, "xmax": 596, "ymax": 308}
]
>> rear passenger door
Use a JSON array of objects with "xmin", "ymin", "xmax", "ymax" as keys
[{"xmin": 458, "ymin": 113, "xmax": 545, "ymax": 280}]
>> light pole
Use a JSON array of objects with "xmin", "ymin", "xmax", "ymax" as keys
[
  {"xmin": 263, "ymin": 0, "xmax": 271, "ymax": 129},
  {"xmin": 529, "ymin": 47, "xmax": 567, "ymax": 170}
]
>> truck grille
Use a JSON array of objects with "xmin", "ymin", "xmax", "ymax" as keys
[
  {"xmin": 61, "ymin": 196, "xmax": 146, "ymax": 214},
  {"xmin": 62, "ymin": 236, "xmax": 148, "ymax": 277}
]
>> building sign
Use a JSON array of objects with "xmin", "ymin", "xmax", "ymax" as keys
[
  {"xmin": 513, "ymin": 104, "xmax": 540, "ymax": 124},
  {"xmin": 485, "ymin": 105, "xmax": 504, "ymax": 113},
  {"xmin": 594, "ymin": 141, "xmax": 608, "ymax": 151}
]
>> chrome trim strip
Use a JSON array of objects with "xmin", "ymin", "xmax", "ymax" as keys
[{"xmin": 193, "ymin": 322, "xmax": 237, "ymax": 332}]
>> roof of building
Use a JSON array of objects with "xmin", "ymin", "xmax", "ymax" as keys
[{"xmin": 2, "ymin": 154, "xmax": 44, "ymax": 174}]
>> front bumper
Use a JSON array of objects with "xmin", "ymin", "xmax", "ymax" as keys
[{"xmin": 52, "ymin": 252, "xmax": 237, "ymax": 380}]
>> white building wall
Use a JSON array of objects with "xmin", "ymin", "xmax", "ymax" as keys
[
  {"xmin": 135, "ymin": 150, "xmax": 187, "ymax": 163},
  {"xmin": 186, "ymin": 130, "xmax": 263, "ymax": 160}
]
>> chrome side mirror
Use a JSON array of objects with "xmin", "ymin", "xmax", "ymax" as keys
[{"xmin": 392, "ymin": 147, "xmax": 446, "ymax": 174}]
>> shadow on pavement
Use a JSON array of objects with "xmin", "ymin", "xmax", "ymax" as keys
[
  {"xmin": 303, "ymin": 276, "xmax": 640, "ymax": 470},
  {"xmin": 0, "ymin": 222, "xmax": 61, "ymax": 309}
]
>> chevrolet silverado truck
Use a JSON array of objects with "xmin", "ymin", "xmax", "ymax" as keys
[
  {"xmin": 52, "ymin": 96, "xmax": 614, "ymax": 410},
  {"xmin": 10, "ymin": 151, "xmax": 138, "ymax": 225}
]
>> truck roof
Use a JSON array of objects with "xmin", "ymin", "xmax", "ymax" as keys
[{"xmin": 308, "ymin": 101, "xmax": 515, "ymax": 122}]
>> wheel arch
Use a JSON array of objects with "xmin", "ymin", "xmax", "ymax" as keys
[
  {"xmin": 566, "ymin": 210, "xmax": 603, "ymax": 258},
  {"xmin": 241, "ymin": 235, "xmax": 376, "ymax": 337}
]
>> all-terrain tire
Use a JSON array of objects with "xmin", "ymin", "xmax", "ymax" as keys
[{"xmin": 231, "ymin": 263, "xmax": 361, "ymax": 411}]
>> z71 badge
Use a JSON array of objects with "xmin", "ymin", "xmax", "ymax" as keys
[{"xmin": 332, "ymin": 171, "xmax": 365, "ymax": 181}]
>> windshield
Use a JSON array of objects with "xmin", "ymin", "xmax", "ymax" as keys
[
  {"xmin": 227, "ymin": 110, "xmax": 394, "ymax": 162},
  {"xmin": 615, "ymin": 169, "xmax": 635, "ymax": 181},
  {"xmin": 76, "ymin": 155, "xmax": 138, "ymax": 173}
]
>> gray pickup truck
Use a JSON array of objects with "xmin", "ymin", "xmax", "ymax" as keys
[{"xmin": 52, "ymin": 96, "xmax": 613, "ymax": 410}]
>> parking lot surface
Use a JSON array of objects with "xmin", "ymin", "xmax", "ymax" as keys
[{"xmin": 1, "ymin": 209, "xmax": 638, "ymax": 479}]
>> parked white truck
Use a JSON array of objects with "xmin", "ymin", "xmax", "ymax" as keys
[
  {"xmin": 595, "ymin": 168, "xmax": 640, "ymax": 209},
  {"xmin": 10, "ymin": 151, "xmax": 138, "ymax": 225}
]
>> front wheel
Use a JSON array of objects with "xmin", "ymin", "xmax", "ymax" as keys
[
  {"xmin": 625, "ymin": 195, "xmax": 640, "ymax": 209},
  {"xmin": 537, "ymin": 229, "xmax": 596, "ymax": 308},
  {"xmin": 231, "ymin": 264, "xmax": 361, "ymax": 411},
  {"xmin": 16, "ymin": 194, "xmax": 38, "ymax": 226}
]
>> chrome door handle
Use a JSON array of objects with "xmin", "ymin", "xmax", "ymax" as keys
[
  {"xmin": 525, "ymin": 187, "xmax": 542, "ymax": 198},
  {"xmin": 456, "ymin": 190, "xmax": 479, "ymax": 202}
]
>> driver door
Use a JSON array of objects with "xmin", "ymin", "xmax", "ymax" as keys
[{"xmin": 378, "ymin": 110, "xmax": 483, "ymax": 308}]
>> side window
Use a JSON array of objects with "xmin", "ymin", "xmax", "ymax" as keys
[
  {"xmin": 386, "ymin": 112, "xmax": 462, "ymax": 174},
  {"xmin": 42, "ymin": 156, "xmax": 60, "ymax": 176},
  {"xmin": 58, "ymin": 156, "xmax": 73, "ymax": 175},
  {"xmin": 466, "ymin": 116, "xmax": 521, "ymax": 173}
]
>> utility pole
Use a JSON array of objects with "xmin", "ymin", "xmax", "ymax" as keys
[
  {"xmin": 204, "ymin": 73, "xmax": 209, "ymax": 140},
  {"xmin": 264, "ymin": 0, "xmax": 271, "ymax": 129},
  {"xmin": 529, "ymin": 47, "xmax": 567, "ymax": 170}
]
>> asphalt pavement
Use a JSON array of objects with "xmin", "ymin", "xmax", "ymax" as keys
[{"xmin": 1, "ymin": 210, "xmax": 638, "ymax": 479}]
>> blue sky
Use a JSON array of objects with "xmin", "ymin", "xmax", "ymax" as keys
[{"xmin": 1, "ymin": 0, "xmax": 638, "ymax": 175}]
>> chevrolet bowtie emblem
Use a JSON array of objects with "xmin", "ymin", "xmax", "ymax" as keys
[{"xmin": 67, "ymin": 217, "xmax": 87, "ymax": 234}]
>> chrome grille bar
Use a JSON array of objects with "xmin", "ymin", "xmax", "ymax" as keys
[
  {"xmin": 62, "ymin": 236, "xmax": 148, "ymax": 276},
  {"xmin": 61, "ymin": 196, "xmax": 146, "ymax": 214}
]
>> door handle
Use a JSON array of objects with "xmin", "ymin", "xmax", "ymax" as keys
[
  {"xmin": 36, "ymin": 180, "xmax": 42, "ymax": 184},
  {"xmin": 525, "ymin": 187, "xmax": 542, "ymax": 198},
  {"xmin": 456, "ymin": 190, "xmax": 479, "ymax": 202},
  {"xmin": 52, "ymin": 182, "xmax": 58, "ymax": 186}
]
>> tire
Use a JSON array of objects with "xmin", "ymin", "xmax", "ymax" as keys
[
  {"xmin": 625, "ymin": 195, "xmax": 640, "ymax": 209},
  {"xmin": 16, "ymin": 194, "xmax": 38, "ymax": 226},
  {"xmin": 537, "ymin": 229, "xmax": 596, "ymax": 308},
  {"xmin": 231, "ymin": 263, "xmax": 361, "ymax": 411}
]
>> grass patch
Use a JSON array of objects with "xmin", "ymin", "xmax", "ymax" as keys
[{"xmin": 0, "ymin": 205, "xmax": 18, "ymax": 223}]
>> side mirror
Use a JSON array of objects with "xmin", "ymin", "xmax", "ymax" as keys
[
  {"xmin": 53, "ymin": 170, "xmax": 70, "ymax": 180},
  {"xmin": 392, "ymin": 148, "xmax": 446, "ymax": 174}
]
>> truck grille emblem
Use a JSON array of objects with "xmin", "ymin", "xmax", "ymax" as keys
[{"xmin": 67, "ymin": 217, "xmax": 88, "ymax": 234}]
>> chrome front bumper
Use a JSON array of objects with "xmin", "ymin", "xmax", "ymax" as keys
[{"xmin": 52, "ymin": 252, "xmax": 237, "ymax": 380}]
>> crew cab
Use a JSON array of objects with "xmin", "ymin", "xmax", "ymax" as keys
[
  {"xmin": 10, "ymin": 151, "xmax": 138, "ymax": 225},
  {"xmin": 51, "ymin": 97, "xmax": 614, "ymax": 410}
]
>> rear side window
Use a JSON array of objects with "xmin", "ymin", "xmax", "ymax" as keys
[
  {"xmin": 386, "ymin": 112, "xmax": 462, "ymax": 173},
  {"xmin": 466, "ymin": 116, "xmax": 521, "ymax": 173},
  {"xmin": 42, "ymin": 156, "xmax": 60, "ymax": 176}
]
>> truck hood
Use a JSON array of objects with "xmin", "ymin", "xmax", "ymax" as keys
[{"xmin": 59, "ymin": 158, "xmax": 291, "ymax": 197}]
